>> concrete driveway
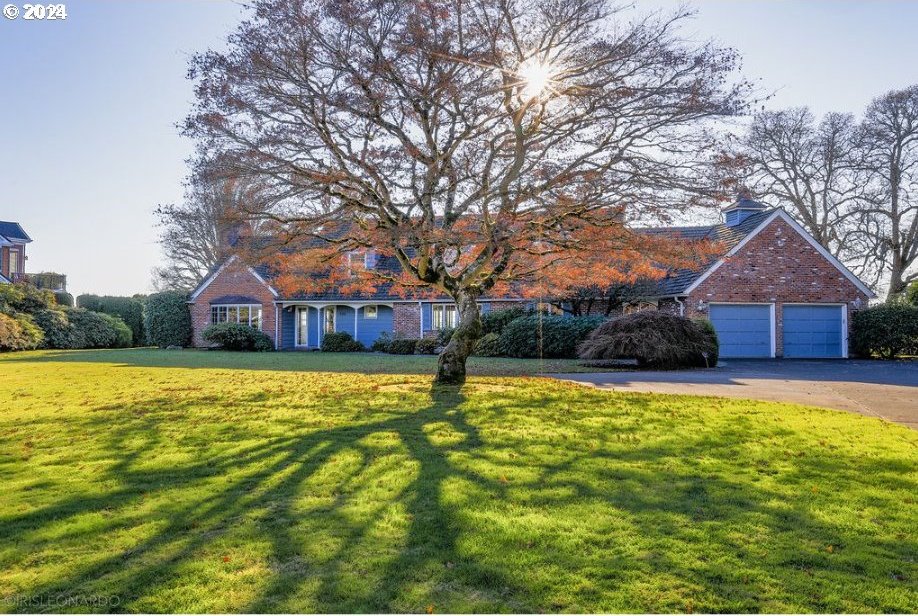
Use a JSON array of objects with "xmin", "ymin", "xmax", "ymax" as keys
[{"xmin": 554, "ymin": 359, "xmax": 918, "ymax": 429}]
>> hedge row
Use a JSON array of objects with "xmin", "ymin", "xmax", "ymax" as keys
[
  {"xmin": 78, "ymin": 294, "xmax": 145, "ymax": 346},
  {"xmin": 851, "ymin": 303, "xmax": 918, "ymax": 359}
]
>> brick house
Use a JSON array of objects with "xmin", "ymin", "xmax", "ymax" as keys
[
  {"xmin": 189, "ymin": 198, "xmax": 876, "ymax": 358},
  {"xmin": 0, "ymin": 221, "xmax": 68, "ymax": 292},
  {"xmin": 0, "ymin": 221, "xmax": 31, "ymax": 284}
]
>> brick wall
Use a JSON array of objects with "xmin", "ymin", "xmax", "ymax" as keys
[
  {"xmin": 685, "ymin": 217, "xmax": 871, "ymax": 355},
  {"xmin": 190, "ymin": 261, "xmax": 278, "ymax": 347},
  {"xmin": 393, "ymin": 302, "xmax": 421, "ymax": 339}
]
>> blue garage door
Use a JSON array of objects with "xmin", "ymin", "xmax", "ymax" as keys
[
  {"xmin": 783, "ymin": 305, "xmax": 844, "ymax": 358},
  {"xmin": 709, "ymin": 304, "xmax": 773, "ymax": 358}
]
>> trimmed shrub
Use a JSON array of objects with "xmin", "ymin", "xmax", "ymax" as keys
[
  {"xmin": 203, "ymin": 322, "xmax": 274, "ymax": 351},
  {"xmin": 851, "ymin": 304, "xmax": 918, "ymax": 359},
  {"xmin": 78, "ymin": 294, "xmax": 144, "ymax": 345},
  {"xmin": 371, "ymin": 332, "xmax": 392, "ymax": 353},
  {"xmin": 695, "ymin": 319, "xmax": 719, "ymax": 367},
  {"xmin": 0, "ymin": 312, "xmax": 44, "ymax": 351},
  {"xmin": 578, "ymin": 312, "xmax": 719, "ymax": 369},
  {"xmin": 144, "ymin": 291, "xmax": 192, "ymax": 348},
  {"xmin": 0, "ymin": 282, "xmax": 55, "ymax": 314},
  {"xmin": 498, "ymin": 314, "xmax": 605, "ymax": 358},
  {"xmin": 481, "ymin": 307, "xmax": 526, "ymax": 336},
  {"xmin": 33, "ymin": 309, "xmax": 74, "ymax": 349},
  {"xmin": 415, "ymin": 338, "xmax": 438, "ymax": 354},
  {"xmin": 388, "ymin": 338, "xmax": 418, "ymax": 355},
  {"xmin": 320, "ymin": 331, "xmax": 365, "ymax": 352},
  {"xmin": 473, "ymin": 332, "xmax": 501, "ymax": 357},
  {"xmin": 68, "ymin": 309, "xmax": 131, "ymax": 348},
  {"xmin": 436, "ymin": 327, "xmax": 455, "ymax": 347},
  {"xmin": 54, "ymin": 292, "xmax": 74, "ymax": 307}
]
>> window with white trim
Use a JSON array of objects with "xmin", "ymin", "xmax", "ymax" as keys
[
  {"xmin": 8, "ymin": 248, "xmax": 20, "ymax": 276},
  {"xmin": 364, "ymin": 305, "xmax": 378, "ymax": 319},
  {"xmin": 324, "ymin": 307, "xmax": 336, "ymax": 334},
  {"xmin": 432, "ymin": 304, "xmax": 457, "ymax": 329},
  {"xmin": 211, "ymin": 304, "xmax": 263, "ymax": 329}
]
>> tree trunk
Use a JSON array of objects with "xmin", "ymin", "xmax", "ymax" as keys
[
  {"xmin": 435, "ymin": 292, "xmax": 482, "ymax": 386},
  {"xmin": 887, "ymin": 256, "xmax": 906, "ymax": 301}
]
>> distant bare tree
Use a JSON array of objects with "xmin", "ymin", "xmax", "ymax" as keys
[
  {"xmin": 152, "ymin": 175, "xmax": 265, "ymax": 291},
  {"xmin": 732, "ymin": 108, "xmax": 861, "ymax": 258},
  {"xmin": 855, "ymin": 86, "xmax": 918, "ymax": 299}
]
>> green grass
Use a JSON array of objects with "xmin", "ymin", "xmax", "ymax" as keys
[
  {"xmin": 0, "ymin": 350, "xmax": 915, "ymax": 613},
  {"xmin": 1, "ymin": 348, "xmax": 609, "ymax": 376}
]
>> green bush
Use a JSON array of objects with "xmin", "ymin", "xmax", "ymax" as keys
[
  {"xmin": 388, "ymin": 338, "xmax": 418, "ymax": 355},
  {"xmin": 78, "ymin": 294, "xmax": 144, "ymax": 345},
  {"xmin": 202, "ymin": 322, "xmax": 274, "ymax": 351},
  {"xmin": 144, "ymin": 291, "xmax": 192, "ymax": 348},
  {"xmin": 33, "ymin": 309, "xmax": 74, "ymax": 349},
  {"xmin": 472, "ymin": 332, "xmax": 501, "ymax": 357},
  {"xmin": 0, "ymin": 282, "xmax": 55, "ymax": 314},
  {"xmin": 0, "ymin": 312, "xmax": 44, "ymax": 351},
  {"xmin": 481, "ymin": 307, "xmax": 526, "ymax": 335},
  {"xmin": 578, "ymin": 312, "xmax": 719, "ymax": 369},
  {"xmin": 436, "ymin": 327, "xmax": 455, "ymax": 347},
  {"xmin": 415, "ymin": 338, "xmax": 438, "ymax": 354},
  {"xmin": 851, "ymin": 303, "xmax": 918, "ymax": 359},
  {"xmin": 30, "ymin": 308, "xmax": 130, "ymax": 350},
  {"xmin": 370, "ymin": 332, "xmax": 392, "ymax": 353},
  {"xmin": 498, "ymin": 314, "xmax": 605, "ymax": 358},
  {"xmin": 68, "ymin": 309, "xmax": 132, "ymax": 349},
  {"xmin": 320, "ymin": 331, "xmax": 365, "ymax": 352},
  {"xmin": 695, "ymin": 319, "xmax": 719, "ymax": 367},
  {"xmin": 100, "ymin": 314, "xmax": 132, "ymax": 348},
  {"xmin": 54, "ymin": 292, "xmax": 74, "ymax": 307}
]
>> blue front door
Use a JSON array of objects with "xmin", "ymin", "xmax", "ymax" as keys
[
  {"xmin": 782, "ymin": 305, "xmax": 844, "ymax": 358},
  {"xmin": 709, "ymin": 304, "xmax": 773, "ymax": 358}
]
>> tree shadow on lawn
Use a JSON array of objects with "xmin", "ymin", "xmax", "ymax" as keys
[
  {"xmin": 1, "ymin": 386, "xmax": 916, "ymax": 612},
  {"xmin": 0, "ymin": 348, "xmax": 592, "ymax": 376}
]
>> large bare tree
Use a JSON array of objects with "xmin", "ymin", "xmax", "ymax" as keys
[
  {"xmin": 731, "ymin": 108, "xmax": 861, "ymax": 258},
  {"xmin": 185, "ymin": 0, "xmax": 750, "ymax": 384},
  {"xmin": 855, "ymin": 86, "xmax": 918, "ymax": 298},
  {"xmin": 152, "ymin": 175, "xmax": 265, "ymax": 291}
]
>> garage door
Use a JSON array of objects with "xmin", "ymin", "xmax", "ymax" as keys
[
  {"xmin": 783, "ymin": 305, "xmax": 844, "ymax": 358},
  {"xmin": 709, "ymin": 304, "xmax": 773, "ymax": 358}
]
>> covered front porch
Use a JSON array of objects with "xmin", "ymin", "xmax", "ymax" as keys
[{"xmin": 276, "ymin": 301, "xmax": 394, "ymax": 350}]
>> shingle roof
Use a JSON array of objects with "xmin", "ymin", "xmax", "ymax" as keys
[
  {"xmin": 205, "ymin": 209, "xmax": 778, "ymax": 302},
  {"xmin": 0, "ymin": 221, "xmax": 31, "ymax": 242},
  {"xmin": 209, "ymin": 294, "xmax": 264, "ymax": 305},
  {"xmin": 635, "ymin": 208, "xmax": 776, "ymax": 296}
]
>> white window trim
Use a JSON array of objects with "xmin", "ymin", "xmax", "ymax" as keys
[
  {"xmin": 295, "ymin": 306, "xmax": 310, "ymax": 347},
  {"xmin": 432, "ymin": 304, "xmax": 458, "ymax": 330},
  {"xmin": 364, "ymin": 305, "xmax": 378, "ymax": 319},
  {"xmin": 210, "ymin": 304, "xmax": 263, "ymax": 330},
  {"xmin": 323, "ymin": 306, "xmax": 337, "ymax": 335}
]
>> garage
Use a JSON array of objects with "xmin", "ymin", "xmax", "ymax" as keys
[
  {"xmin": 709, "ymin": 303, "xmax": 773, "ymax": 358},
  {"xmin": 782, "ymin": 304, "xmax": 845, "ymax": 358}
]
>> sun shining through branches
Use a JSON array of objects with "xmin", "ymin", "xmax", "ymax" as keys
[
  {"xmin": 186, "ymin": 0, "xmax": 753, "ymax": 384},
  {"xmin": 517, "ymin": 57, "xmax": 556, "ymax": 99}
]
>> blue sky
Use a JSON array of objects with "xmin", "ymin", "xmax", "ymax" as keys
[{"xmin": 2, "ymin": 0, "xmax": 917, "ymax": 297}]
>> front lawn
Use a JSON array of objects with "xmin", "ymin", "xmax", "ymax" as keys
[{"xmin": 0, "ymin": 350, "xmax": 915, "ymax": 612}]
